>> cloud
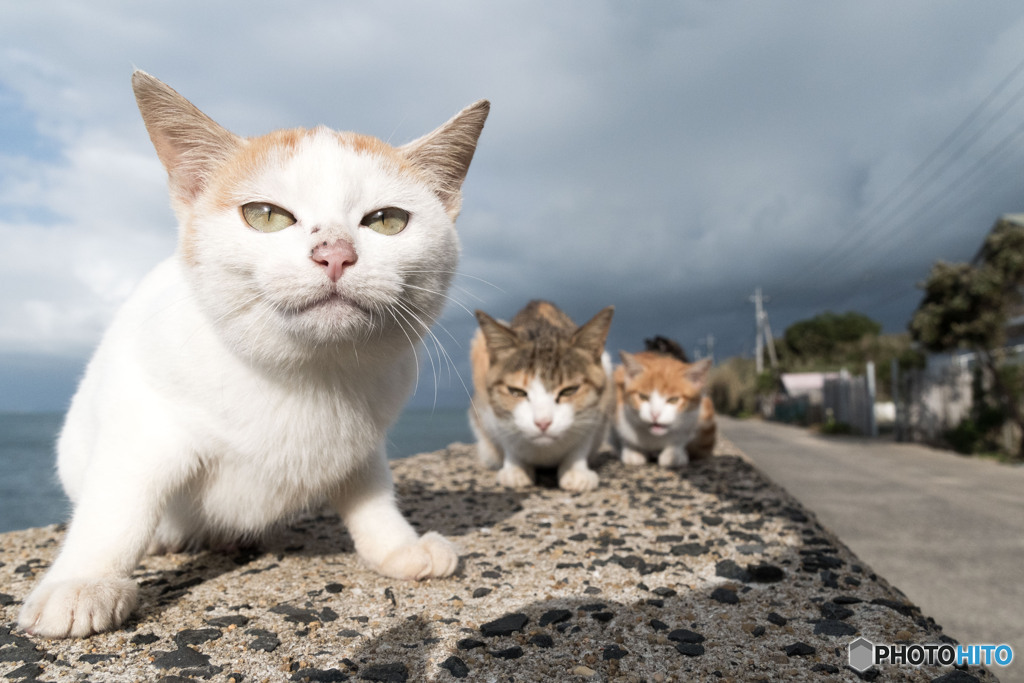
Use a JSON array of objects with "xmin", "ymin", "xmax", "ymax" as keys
[
  {"xmin": 3, "ymin": 1, "xmax": 1024, "ymax": 408},
  {"xmin": 0, "ymin": 121, "xmax": 173, "ymax": 354}
]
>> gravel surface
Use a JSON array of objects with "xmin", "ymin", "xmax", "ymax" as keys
[{"xmin": 0, "ymin": 439, "xmax": 999, "ymax": 682}]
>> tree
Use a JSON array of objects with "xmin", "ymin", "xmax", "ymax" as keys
[
  {"xmin": 908, "ymin": 262, "xmax": 1007, "ymax": 352},
  {"xmin": 784, "ymin": 311, "xmax": 882, "ymax": 360},
  {"xmin": 909, "ymin": 218, "xmax": 1024, "ymax": 456}
]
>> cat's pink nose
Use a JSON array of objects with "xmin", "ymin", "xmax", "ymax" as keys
[
  {"xmin": 535, "ymin": 417, "xmax": 552, "ymax": 432},
  {"xmin": 311, "ymin": 240, "xmax": 358, "ymax": 282}
]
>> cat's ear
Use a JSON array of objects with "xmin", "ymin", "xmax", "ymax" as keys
[
  {"xmin": 683, "ymin": 358, "xmax": 713, "ymax": 390},
  {"xmin": 571, "ymin": 307, "xmax": 614, "ymax": 361},
  {"xmin": 132, "ymin": 70, "xmax": 243, "ymax": 211},
  {"xmin": 619, "ymin": 351, "xmax": 645, "ymax": 379},
  {"xmin": 475, "ymin": 310, "xmax": 519, "ymax": 360},
  {"xmin": 400, "ymin": 100, "xmax": 490, "ymax": 220}
]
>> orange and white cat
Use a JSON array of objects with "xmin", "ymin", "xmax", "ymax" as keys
[
  {"xmin": 613, "ymin": 351, "xmax": 716, "ymax": 468},
  {"xmin": 18, "ymin": 71, "xmax": 488, "ymax": 638},
  {"xmin": 469, "ymin": 300, "xmax": 614, "ymax": 492}
]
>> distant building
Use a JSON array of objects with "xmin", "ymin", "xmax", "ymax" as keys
[
  {"xmin": 775, "ymin": 368, "xmax": 878, "ymax": 435},
  {"xmin": 773, "ymin": 371, "xmax": 840, "ymax": 425},
  {"xmin": 779, "ymin": 372, "xmax": 840, "ymax": 407},
  {"xmin": 898, "ymin": 213, "xmax": 1024, "ymax": 444}
]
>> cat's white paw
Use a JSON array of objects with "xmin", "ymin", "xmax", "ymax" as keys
[
  {"xmin": 559, "ymin": 467, "xmax": 599, "ymax": 493},
  {"xmin": 475, "ymin": 440, "xmax": 503, "ymax": 470},
  {"xmin": 496, "ymin": 465, "xmax": 533, "ymax": 488},
  {"xmin": 378, "ymin": 532, "xmax": 458, "ymax": 580},
  {"xmin": 621, "ymin": 448, "xmax": 648, "ymax": 466},
  {"xmin": 658, "ymin": 447, "xmax": 689, "ymax": 468},
  {"xmin": 147, "ymin": 535, "xmax": 188, "ymax": 555},
  {"xmin": 18, "ymin": 577, "xmax": 138, "ymax": 638}
]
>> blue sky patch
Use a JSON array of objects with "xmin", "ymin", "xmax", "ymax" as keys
[{"xmin": 0, "ymin": 83, "xmax": 61, "ymax": 161}]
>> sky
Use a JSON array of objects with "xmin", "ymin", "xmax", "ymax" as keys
[{"xmin": 3, "ymin": 1, "xmax": 1024, "ymax": 411}]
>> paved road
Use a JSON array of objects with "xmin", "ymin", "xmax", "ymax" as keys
[{"xmin": 720, "ymin": 416, "xmax": 1024, "ymax": 683}]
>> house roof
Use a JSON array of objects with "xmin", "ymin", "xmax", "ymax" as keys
[{"xmin": 780, "ymin": 372, "xmax": 841, "ymax": 396}]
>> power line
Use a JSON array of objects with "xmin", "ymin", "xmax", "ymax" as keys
[
  {"xmin": 860, "ymin": 124, "xmax": 1024, "ymax": 267},
  {"xmin": 707, "ymin": 58, "xmax": 1024, "ymax": 356},
  {"xmin": 815, "ymin": 57, "xmax": 1024, "ymax": 273},
  {"xmin": 778, "ymin": 54, "xmax": 1024, "ymax": 296}
]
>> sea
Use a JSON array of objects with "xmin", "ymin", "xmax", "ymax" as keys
[{"xmin": 0, "ymin": 407, "xmax": 473, "ymax": 534}]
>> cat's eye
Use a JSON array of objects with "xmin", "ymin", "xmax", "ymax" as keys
[
  {"xmin": 637, "ymin": 393, "xmax": 650, "ymax": 402},
  {"xmin": 361, "ymin": 207, "xmax": 410, "ymax": 236},
  {"xmin": 505, "ymin": 385, "xmax": 527, "ymax": 398},
  {"xmin": 241, "ymin": 202, "xmax": 297, "ymax": 233},
  {"xmin": 666, "ymin": 397, "xmax": 680, "ymax": 404},
  {"xmin": 558, "ymin": 386, "xmax": 579, "ymax": 401}
]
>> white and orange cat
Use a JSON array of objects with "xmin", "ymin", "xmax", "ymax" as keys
[
  {"xmin": 18, "ymin": 71, "xmax": 488, "ymax": 638},
  {"xmin": 469, "ymin": 300, "xmax": 614, "ymax": 493},
  {"xmin": 613, "ymin": 349, "xmax": 716, "ymax": 468}
]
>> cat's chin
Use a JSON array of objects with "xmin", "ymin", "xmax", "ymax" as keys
[
  {"xmin": 278, "ymin": 294, "xmax": 378, "ymax": 342},
  {"xmin": 287, "ymin": 291, "xmax": 370, "ymax": 316},
  {"xmin": 648, "ymin": 424, "xmax": 669, "ymax": 436}
]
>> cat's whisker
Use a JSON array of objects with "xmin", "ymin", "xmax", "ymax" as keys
[
  {"xmin": 373, "ymin": 303, "xmax": 391, "ymax": 343},
  {"xmin": 171, "ymin": 289, "xmax": 269, "ymax": 353},
  {"xmin": 185, "ymin": 289, "xmax": 272, "ymax": 359},
  {"xmin": 423, "ymin": 280, "xmax": 500, "ymax": 307},
  {"xmin": 428, "ymin": 317, "xmax": 467, "ymax": 351},
  {"xmin": 382, "ymin": 303, "xmax": 425, "ymax": 398},
  {"xmin": 359, "ymin": 302, "xmax": 380, "ymax": 347},
  {"xmin": 390, "ymin": 301, "xmax": 443, "ymax": 407},
  {"xmin": 383, "ymin": 115, "xmax": 409, "ymax": 147},
  {"xmin": 214, "ymin": 291, "xmax": 268, "ymax": 324},
  {"xmin": 445, "ymin": 282, "xmax": 490, "ymax": 306},
  {"xmin": 430, "ymin": 325, "xmax": 462, "ymax": 385},
  {"xmin": 399, "ymin": 298, "xmax": 451, "ymax": 349},
  {"xmin": 243, "ymin": 299, "xmax": 283, "ymax": 363},
  {"xmin": 399, "ymin": 282, "xmax": 476, "ymax": 320},
  {"xmin": 140, "ymin": 287, "xmax": 200, "ymax": 326},
  {"xmin": 397, "ymin": 268, "xmax": 505, "ymax": 295},
  {"xmin": 401, "ymin": 299, "xmax": 477, "ymax": 404}
]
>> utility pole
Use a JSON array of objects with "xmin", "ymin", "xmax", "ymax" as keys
[
  {"xmin": 750, "ymin": 287, "xmax": 778, "ymax": 374},
  {"xmin": 751, "ymin": 287, "xmax": 764, "ymax": 374}
]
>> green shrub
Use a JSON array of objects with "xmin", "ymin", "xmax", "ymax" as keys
[
  {"xmin": 708, "ymin": 357, "xmax": 759, "ymax": 416},
  {"xmin": 944, "ymin": 418, "xmax": 983, "ymax": 454}
]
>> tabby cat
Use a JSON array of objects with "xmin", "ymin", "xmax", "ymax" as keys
[
  {"xmin": 613, "ymin": 349, "xmax": 716, "ymax": 468},
  {"xmin": 469, "ymin": 300, "xmax": 614, "ymax": 492}
]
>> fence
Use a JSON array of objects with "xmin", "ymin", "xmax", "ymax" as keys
[
  {"xmin": 768, "ymin": 356, "xmax": 979, "ymax": 442},
  {"xmin": 769, "ymin": 364, "xmax": 877, "ymax": 436},
  {"xmin": 822, "ymin": 364, "xmax": 877, "ymax": 437},
  {"xmin": 891, "ymin": 357, "xmax": 973, "ymax": 444}
]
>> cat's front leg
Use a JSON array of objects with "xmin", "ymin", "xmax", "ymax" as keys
[
  {"xmin": 334, "ymin": 449, "xmax": 457, "ymax": 580},
  {"xmin": 657, "ymin": 444, "xmax": 689, "ymax": 468},
  {"xmin": 495, "ymin": 455, "xmax": 535, "ymax": 488},
  {"xmin": 557, "ymin": 447, "xmax": 600, "ymax": 493},
  {"xmin": 469, "ymin": 408, "xmax": 503, "ymax": 471},
  {"xmin": 620, "ymin": 446, "xmax": 648, "ymax": 466},
  {"xmin": 18, "ymin": 454, "xmax": 179, "ymax": 637}
]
